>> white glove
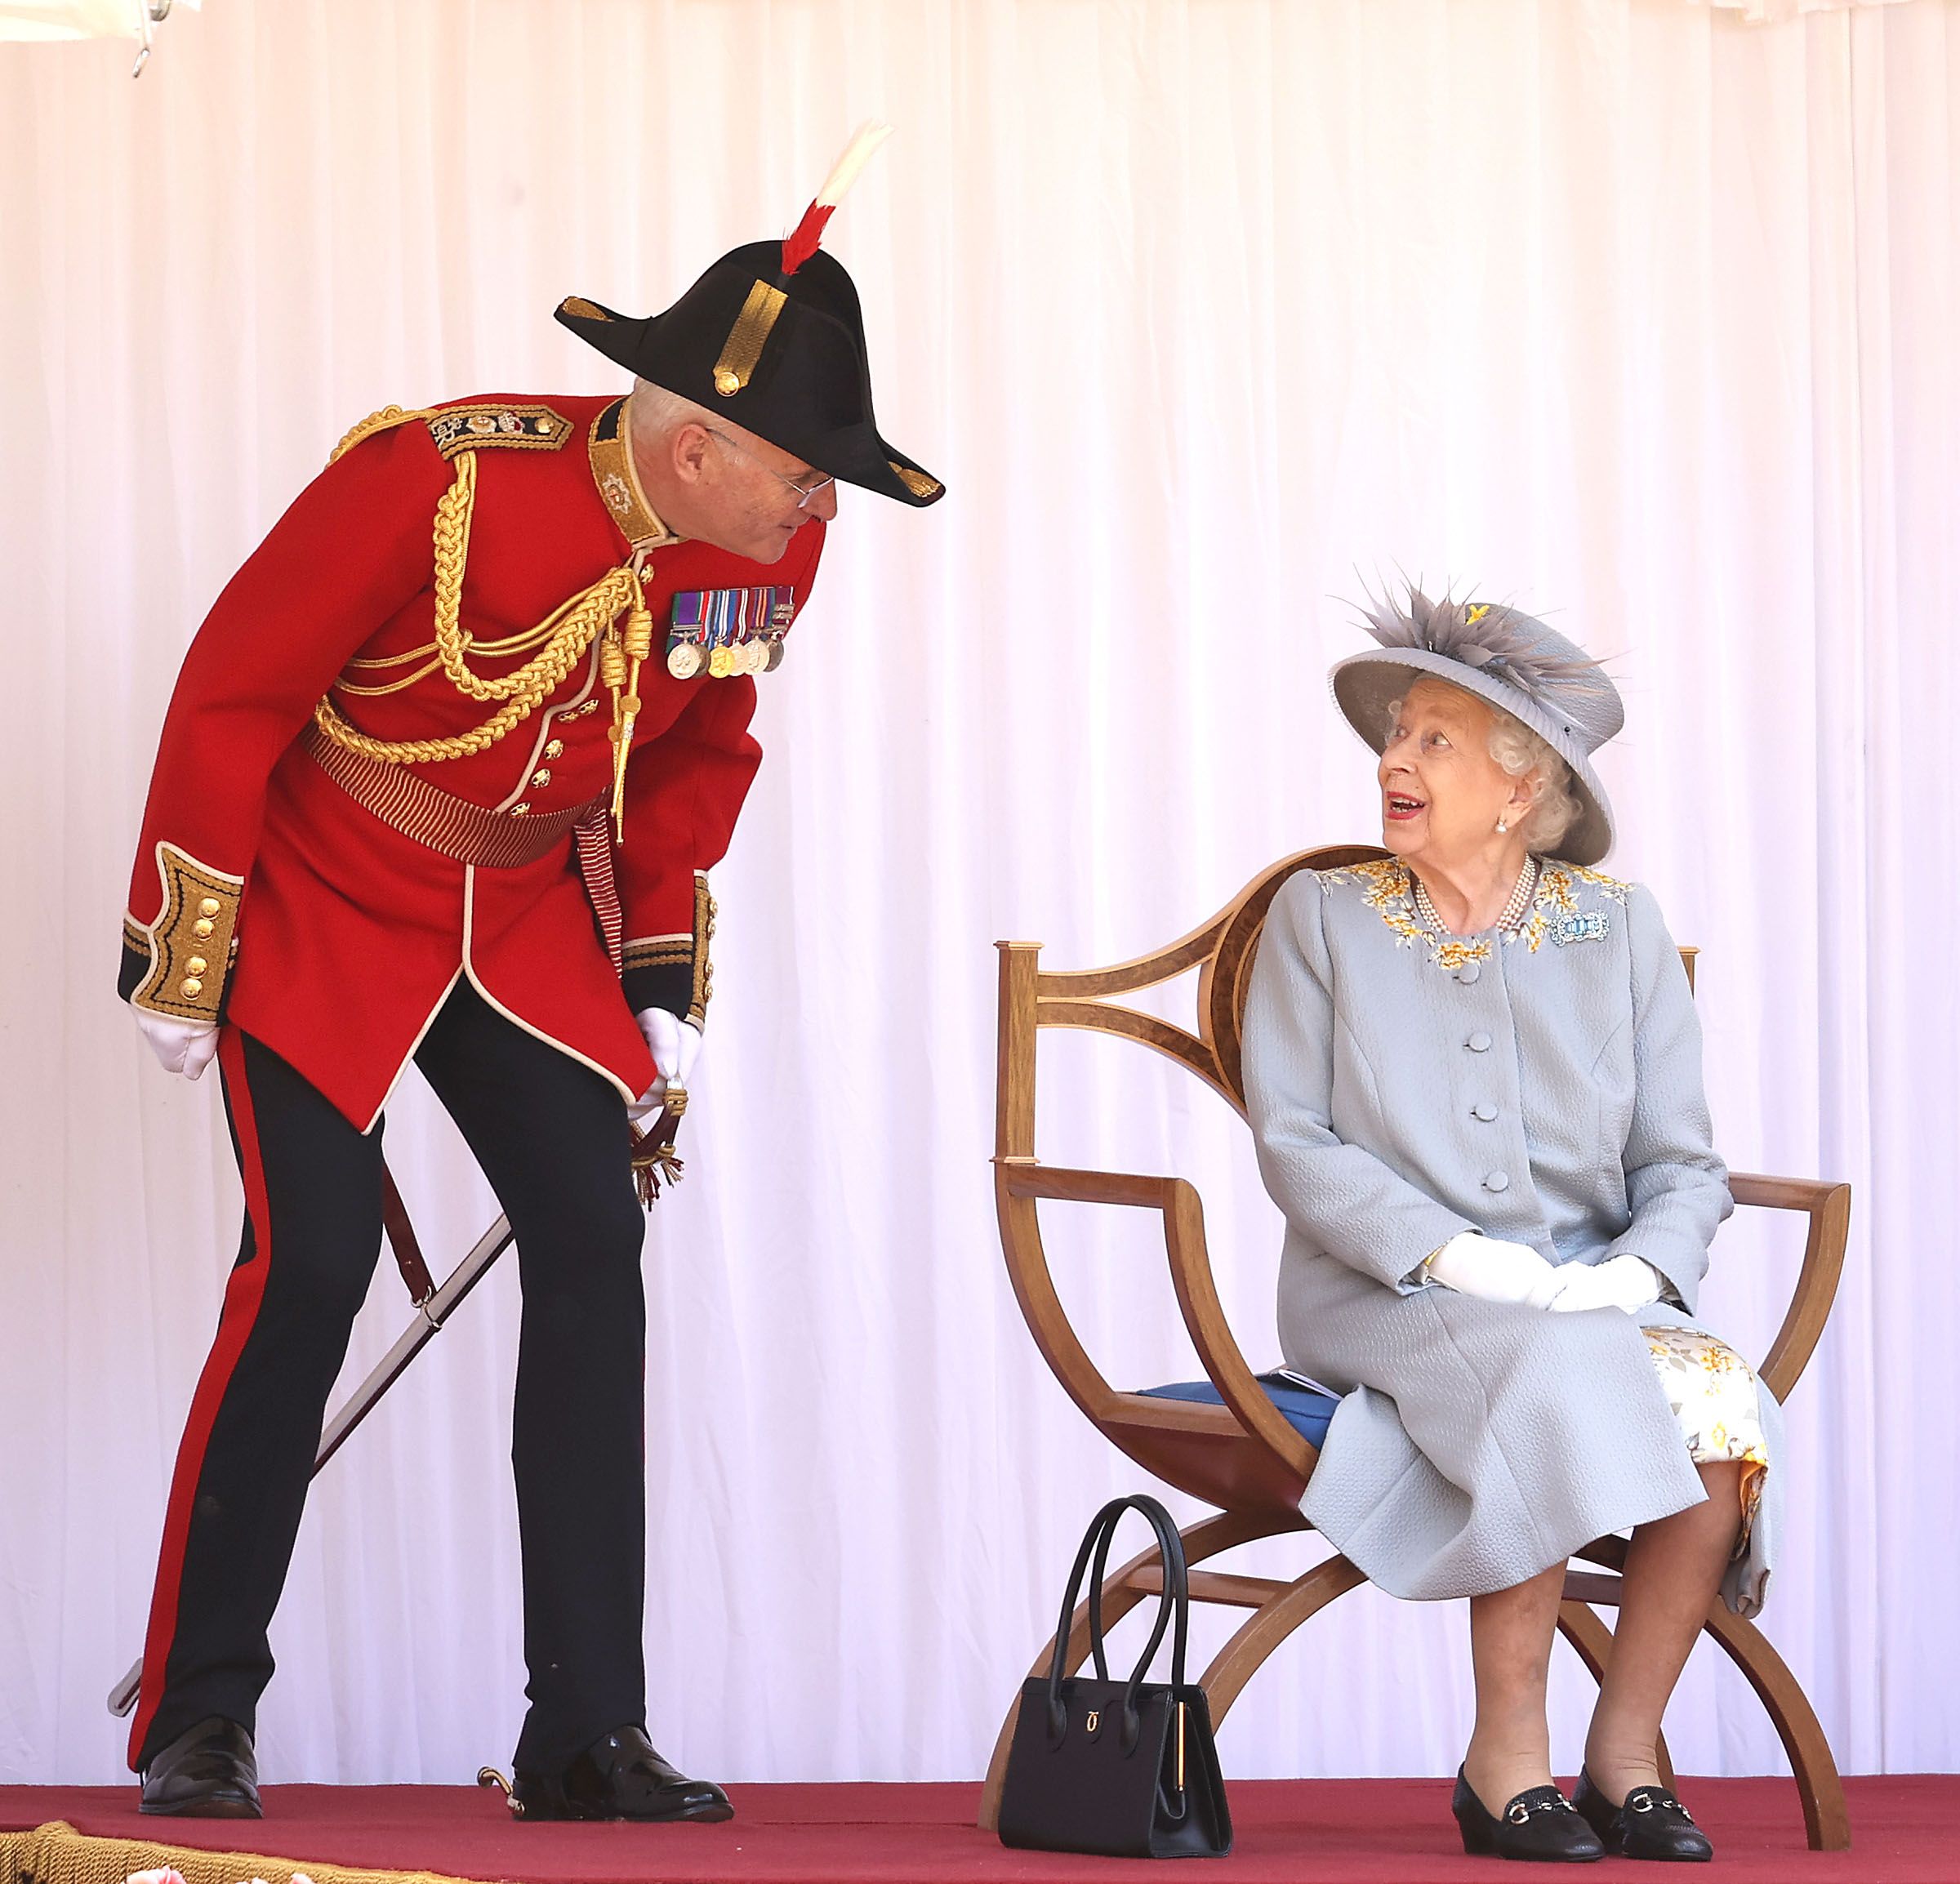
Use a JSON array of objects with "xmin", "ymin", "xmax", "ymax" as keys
[
  {"xmin": 631, "ymin": 1008, "xmax": 702, "ymax": 1117},
  {"xmin": 1425, "ymin": 1231, "xmax": 1566, "ymax": 1308},
  {"xmin": 132, "ymin": 1009, "xmax": 220, "ymax": 1081},
  {"xmin": 1543, "ymin": 1254, "xmax": 1666, "ymax": 1314}
]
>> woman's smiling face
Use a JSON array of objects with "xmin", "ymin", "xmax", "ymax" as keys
[{"xmin": 1377, "ymin": 678, "xmax": 1532, "ymax": 869}]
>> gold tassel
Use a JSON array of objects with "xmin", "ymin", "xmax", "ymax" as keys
[
  {"xmin": 604, "ymin": 577, "xmax": 653, "ymax": 840},
  {"xmin": 629, "ymin": 1107, "xmax": 685, "ymax": 1205}
]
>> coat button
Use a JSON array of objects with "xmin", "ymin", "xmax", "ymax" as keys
[
  {"xmin": 543, "ymin": 740, "xmax": 565, "ymax": 759},
  {"xmin": 185, "ymin": 955, "xmax": 208, "ymax": 976},
  {"xmin": 180, "ymin": 977, "xmax": 203, "ymax": 998},
  {"xmin": 1472, "ymin": 1102, "xmax": 1498, "ymax": 1121},
  {"xmin": 510, "ymin": 801, "xmax": 531, "ymax": 816},
  {"xmin": 1458, "ymin": 962, "xmax": 1481, "ymax": 985},
  {"xmin": 1484, "ymin": 1171, "xmax": 1510, "ymax": 1192},
  {"xmin": 193, "ymin": 918, "xmax": 215, "ymax": 939},
  {"xmin": 198, "ymin": 897, "xmax": 221, "ymax": 918},
  {"xmin": 530, "ymin": 768, "xmax": 552, "ymax": 790},
  {"xmin": 1467, "ymin": 1031, "xmax": 1492, "ymax": 1052}
]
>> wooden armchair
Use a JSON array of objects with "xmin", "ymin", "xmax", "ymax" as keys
[{"xmin": 978, "ymin": 845, "xmax": 1852, "ymax": 1850}]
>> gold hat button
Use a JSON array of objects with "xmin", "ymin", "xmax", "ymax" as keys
[{"xmin": 714, "ymin": 369, "xmax": 741, "ymax": 397}]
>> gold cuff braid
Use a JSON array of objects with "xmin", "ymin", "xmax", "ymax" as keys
[
  {"xmin": 130, "ymin": 843, "xmax": 243, "ymax": 1023},
  {"xmin": 689, "ymin": 872, "xmax": 716, "ymax": 1028}
]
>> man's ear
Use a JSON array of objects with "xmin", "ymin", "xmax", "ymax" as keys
[{"xmin": 671, "ymin": 421, "xmax": 714, "ymax": 483}]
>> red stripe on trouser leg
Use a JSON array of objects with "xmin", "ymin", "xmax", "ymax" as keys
[{"xmin": 127, "ymin": 1026, "xmax": 274, "ymax": 1770}]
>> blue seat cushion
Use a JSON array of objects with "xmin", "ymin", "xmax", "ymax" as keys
[{"xmin": 1137, "ymin": 1370, "xmax": 1339, "ymax": 1448}]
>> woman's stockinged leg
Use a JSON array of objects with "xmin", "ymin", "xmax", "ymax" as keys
[
  {"xmin": 1464, "ymin": 1559, "xmax": 1569, "ymax": 1811},
  {"xmin": 1583, "ymin": 1461, "xmax": 1746, "ymax": 1802}
]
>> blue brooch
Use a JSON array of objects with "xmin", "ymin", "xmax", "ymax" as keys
[{"xmin": 1552, "ymin": 910, "xmax": 1610, "ymax": 946}]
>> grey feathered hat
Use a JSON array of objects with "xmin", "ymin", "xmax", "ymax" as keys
[{"xmin": 1330, "ymin": 585, "xmax": 1624, "ymax": 866}]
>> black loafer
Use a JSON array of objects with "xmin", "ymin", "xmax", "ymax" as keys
[
  {"xmin": 1453, "ymin": 1767, "xmax": 1603, "ymax": 1862},
  {"xmin": 139, "ymin": 1716, "xmax": 261, "ymax": 1819},
  {"xmin": 1574, "ymin": 1770, "xmax": 1713, "ymax": 1862},
  {"xmin": 511, "ymin": 1725, "xmax": 733, "ymax": 1824}
]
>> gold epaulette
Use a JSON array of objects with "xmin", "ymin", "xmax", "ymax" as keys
[
  {"xmin": 423, "ymin": 403, "xmax": 574, "ymax": 460},
  {"xmin": 327, "ymin": 402, "xmax": 574, "ymax": 466}
]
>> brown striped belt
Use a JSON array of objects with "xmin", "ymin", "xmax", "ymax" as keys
[{"xmin": 300, "ymin": 720, "xmax": 625, "ymax": 970}]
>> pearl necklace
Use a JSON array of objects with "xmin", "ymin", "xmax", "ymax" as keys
[{"xmin": 1412, "ymin": 857, "xmax": 1539, "ymax": 938}]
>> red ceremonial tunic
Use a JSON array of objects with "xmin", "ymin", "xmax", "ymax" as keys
[{"xmin": 121, "ymin": 393, "xmax": 826, "ymax": 1130}]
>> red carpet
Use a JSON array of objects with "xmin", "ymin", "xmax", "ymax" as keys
[{"xmin": 3, "ymin": 1778, "xmax": 1957, "ymax": 1883}]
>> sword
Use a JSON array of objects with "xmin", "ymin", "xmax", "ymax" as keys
[{"xmin": 106, "ymin": 1096, "xmax": 687, "ymax": 1720}]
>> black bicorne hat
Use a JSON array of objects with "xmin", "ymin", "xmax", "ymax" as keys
[{"xmin": 555, "ymin": 127, "xmax": 942, "ymax": 509}]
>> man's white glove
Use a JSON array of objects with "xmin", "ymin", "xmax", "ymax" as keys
[
  {"xmin": 133, "ymin": 1009, "xmax": 220, "ymax": 1081},
  {"xmin": 631, "ymin": 1007, "xmax": 702, "ymax": 1118},
  {"xmin": 1542, "ymin": 1254, "xmax": 1666, "ymax": 1315},
  {"xmin": 1425, "ymin": 1230, "xmax": 1567, "ymax": 1308}
]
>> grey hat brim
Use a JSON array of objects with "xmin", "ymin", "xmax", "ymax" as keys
[{"xmin": 1330, "ymin": 648, "xmax": 1615, "ymax": 866}]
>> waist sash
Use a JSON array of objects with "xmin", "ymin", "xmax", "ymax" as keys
[{"xmin": 300, "ymin": 720, "xmax": 624, "ymax": 972}]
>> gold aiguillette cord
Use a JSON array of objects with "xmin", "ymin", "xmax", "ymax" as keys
[{"xmin": 604, "ymin": 573, "xmax": 654, "ymax": 841}]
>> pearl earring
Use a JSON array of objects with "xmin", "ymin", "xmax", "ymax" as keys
[{"xmin": 1495, "ymin": 817, "xmax": 1509, "ymax": 835}]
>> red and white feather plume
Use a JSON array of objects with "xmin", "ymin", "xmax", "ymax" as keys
[{"xmin": 781, "ymin": 121, "xmax": 894, "ymax": 275}]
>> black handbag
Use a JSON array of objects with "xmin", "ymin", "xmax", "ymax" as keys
[{"xmin": 997, "ymin": 1494, "xmax": 1233, "ymax": 1858}]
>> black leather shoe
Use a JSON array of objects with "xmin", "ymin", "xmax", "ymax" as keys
[
  {"xmin": 139, "ymin": 1717, "xmax": 261, "ymax": 1819},
  {"xmin": 1453, "ymin": 1767, "xmax": 1603, "ymax": 1862},
  {"xmin": 1573, "ymin": 1770, "xmax": 1713, "ymax": 1862},
  {"xmin": 511, "ymin": 1726, "xmax": 733, "ymax": 1824}
]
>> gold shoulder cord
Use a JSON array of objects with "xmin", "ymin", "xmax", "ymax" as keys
[{"xmin": 310, "ymin": 409, "xmax": 653, "ymax": 835}]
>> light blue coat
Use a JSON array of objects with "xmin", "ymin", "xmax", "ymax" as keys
[{"xmin": 1242, "ymin": 858, "xmax": 1778, "ymax": 1615}]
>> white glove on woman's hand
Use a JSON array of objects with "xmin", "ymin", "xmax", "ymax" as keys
[
  {"xmin": 133, "ymin": 1009, "xmax": 220, "ymax": 1081},
  {"xmin": 1425, "ymin": 1231, "xmax": 1566, "ymax": 1308},
  {"xmin": 1543, "ymin": 1254, "xmax": 1666, "ymax": 1314},
  {"xmin": 631, "ymin": 1007, "xmax": 703, "ymax": 1117}
]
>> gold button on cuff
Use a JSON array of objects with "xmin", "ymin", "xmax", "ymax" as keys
[
  {"xmin": 186, "ymin": 955, "xmax": 208, "ymax": 976},
  {"xmin": 198, "ymin": 897, "xmax": 222, "ymax": 918},
  {"xmin": 180, "ymin": 978, "xmax": 203, "ymax": 998},
  {"xmin": 193, "ymin": 918, "xmax": 215, "ymax": 939}
]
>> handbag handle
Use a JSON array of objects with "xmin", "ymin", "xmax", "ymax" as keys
[{"xmin": 1042, "ymin": 1494, "xmax": 1192, "ymax": 1753}]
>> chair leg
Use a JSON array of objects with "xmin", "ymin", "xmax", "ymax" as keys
[
  {"xmin": 1556, "ymin": 1599, "xmax": 1675, "ymax": 1790},
  {"xmin": 1196, "ymin": 1553, "xmax": 1368, "ymax": 1724},
  {"xmin": 1698, "ymin": 1606, "xmax": 1851, "ymax": 1851},
  {"xmin": 977, "ymin": 1511, "xmax": 1279, "ymax": 1833}
]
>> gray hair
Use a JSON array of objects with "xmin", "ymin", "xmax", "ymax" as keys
[
  {"xmin": 630, "ymin": 377, "xmax": 718, "ymax": 444},
  {"xmin": 1385, "ymin": 688, "xmax": 1582, "ymax": 854}
]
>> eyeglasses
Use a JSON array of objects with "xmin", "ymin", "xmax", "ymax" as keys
[{"xmin": 704, "ymin": 428, "xmax": 835, "ymax": 511}]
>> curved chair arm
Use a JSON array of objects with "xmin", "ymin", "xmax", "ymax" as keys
[
  {"xmin": 1726, "ymin": 1172, "xmax": 1851, "ymax": 1404},
  {"xmin": 997, "ymin": 1161, "xmax": 1317, "ymax": 1479}
]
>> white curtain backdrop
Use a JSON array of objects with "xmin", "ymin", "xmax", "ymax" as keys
[{"xmin": 2, "ymin": 0, "xmax": 1955, "ymax": 1790}]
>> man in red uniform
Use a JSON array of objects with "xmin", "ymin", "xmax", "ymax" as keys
[{"xmin": 118, "ymin": 149, "xmax": 941, "ymax": 1821}]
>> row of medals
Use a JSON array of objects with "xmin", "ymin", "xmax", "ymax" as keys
[{"xmin": 666, "ymin": 635, "xmax": 785, "ymax": 680}]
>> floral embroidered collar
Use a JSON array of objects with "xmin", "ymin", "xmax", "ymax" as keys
[{"xmin": 1319, "ymin": 857, "xmax": 1628, "ymax": 970}]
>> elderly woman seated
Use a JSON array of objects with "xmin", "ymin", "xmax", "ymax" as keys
[{"xmin": 1243, "ymin": 588, "xmax": 1774, "ymax": 1865}]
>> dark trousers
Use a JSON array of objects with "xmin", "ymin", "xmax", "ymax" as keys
[{"xmin": 130, "ymin": 982, "xmax": 648, "ymax": 1775}]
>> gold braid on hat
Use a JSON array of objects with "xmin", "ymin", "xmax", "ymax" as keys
[{"xmin": 310, "ymin": 415, "xmax": 656, "ymax": 835}]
